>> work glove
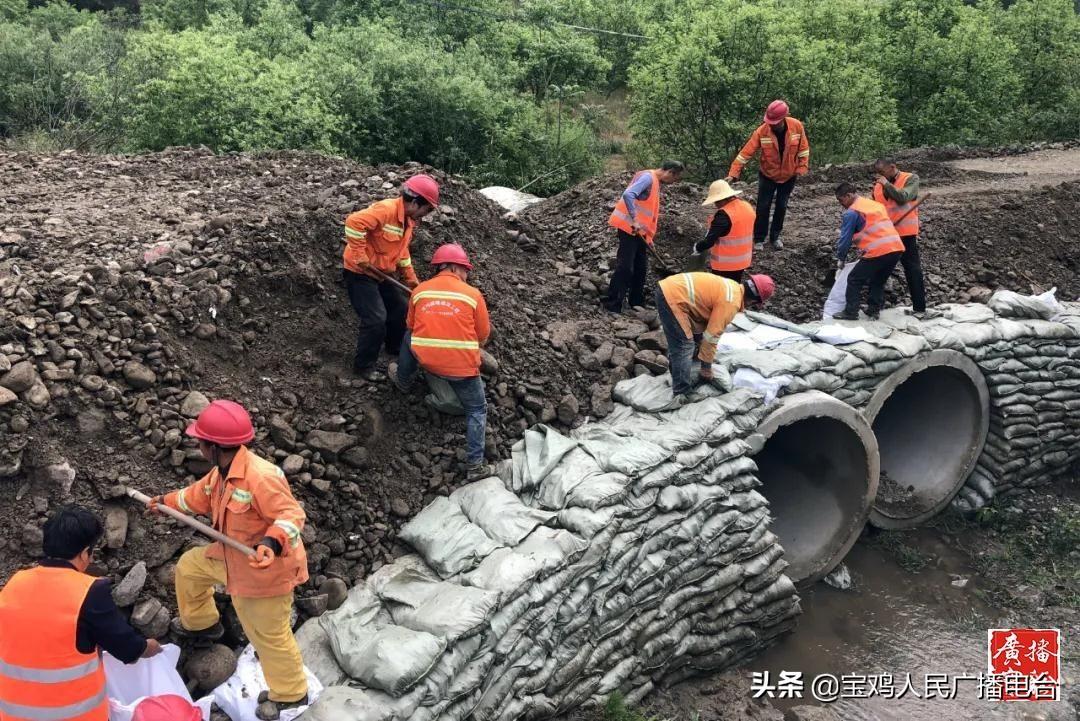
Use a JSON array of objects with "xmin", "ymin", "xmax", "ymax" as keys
[
  {"xmin": 147, "ymin": 495, "xmax": 163, "ymax": 515},
  {"xmin": 836, "ymin": 260, "xmax": 846, "ymax": 269},
  {"xmin": 249, "ymin": 544, "xmax": 276, "ymax": 569},
  {"xmin": 405, "ymin": 278, "xmax": 420, "ymax": 290}
]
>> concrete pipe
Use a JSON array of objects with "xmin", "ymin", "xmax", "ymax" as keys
[
  {"xmin": 864, "ymin": 350, "xmax": 990, "ymax": 529},
  {"xmin": 750, "ymin": 391, "xmax": 879, "ymax": 585}
]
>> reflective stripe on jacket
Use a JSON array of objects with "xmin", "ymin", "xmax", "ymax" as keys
[
  {"xmin": 609, "ymin": 170, "xmax": 661, "ymax": 242},
  {"xmin": 164, "ymin": 446, "xmax": 308, "ymax": 598},
  {"xmin": 872, "ymin": 170, "xmax": 919, "ymax": 236},
  {"xmin": 708, "ymin": 199, "xmax": 755, "ymax": 272},
  {"xmin": 658, "ymin": 272, "xmax": 744, "ymax": 365},
  {"xmin": 0, "ymin": 566, "xmax": 108, "ymax": 721},
  {"xmin": 728, "ymin": 118, "xmax": 810, "ymax": 182},
  {"xmin": 851, "ymin": 197, "xmax": 905, "ymax": 259},
  {"xmin": 342, "ymin": 197, "xmax": 419, "ymax": 285},
  {"xmin": 407, "ymin": 271, "xmax": 490, "ymax": 378}
]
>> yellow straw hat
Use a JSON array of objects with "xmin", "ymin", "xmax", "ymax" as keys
[{"xmin": 701, "ymin": 179, "xmax": 742, "ymax": 206}]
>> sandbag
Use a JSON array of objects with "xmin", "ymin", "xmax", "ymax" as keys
[{"xmin": 398, "ymin": 497, "xmax": 503, "ymax": 577}]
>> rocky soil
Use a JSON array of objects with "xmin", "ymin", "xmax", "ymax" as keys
[{"xmin": 2, "ymin": 142, "xmax": 1079, "ymax": 696}]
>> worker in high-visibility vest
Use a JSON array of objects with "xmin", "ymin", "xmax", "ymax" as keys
[
  {"xmin": 692, "ymin": 179, "xmax": 756, "ymax": 282},
  {"xmin": 873, "ymin": 158, "xmax": 927, "ymax": 317},
  {"xmin": 390, "ymin": 244, "xmax": 492, "ymax": 481},
  {"xmin": 725, "ymin": 100, "xmax": 810, "ymax": 251},
  {"xmin": 604, "ymin": 160, "xmax": 684, "ymax": 313},
  {"xmin": 150, "ymin": 400, "xmax": 309, "ymax": 721},
  {"xmin": 832, "ymin": 182, "xmax": 906, "ymax": 321},
  {"xmin": 0, "ymin": 506, "xmax": 163, "ymax": 721}
]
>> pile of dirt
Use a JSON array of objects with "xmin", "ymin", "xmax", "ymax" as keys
[
  {"xmin": 0, "ymin": 148, "xmax": 683, "ymax": 665},
  {"xmin": 523, "ymin": 153, "xmax": 1080, "ymax": 322}
]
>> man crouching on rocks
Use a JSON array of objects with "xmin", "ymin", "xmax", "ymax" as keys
[
  {"xmin": 655, "ymin": 272, "xmax": 775, "ymax": 397},
  {"xmin": 150, "ymin": 400, "xmax": 309, "ymax": 721}
]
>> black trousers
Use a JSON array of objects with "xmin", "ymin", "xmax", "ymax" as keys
[
  {"xmin": 709, "ymin": 268, "xmax": 744, "ymax": 282},
  {"xmin": 605, "ymin": 230, "xmax": 648, "ymax": 311},
  {"xmin": 754, "ymin": 172, "xmax": 796, "ymax": 243},
  {"xmin": 899, "ymin": 235, "xmax": 927, "ymax": 312},
  {"xmin": 344, "ymin": 270, "xmax": 407, "ymax": 371},
  {"xmin": 844, "ymin": 251, "xmax": 903, "ymax": 315}
]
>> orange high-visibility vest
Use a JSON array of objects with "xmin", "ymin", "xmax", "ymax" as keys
[
  {"xmin": 407, "ymin": 271, "xmax": 490, "ymax": 378},
  {"xmin": 0, "ymin": 566, "xmax": 109, "ymax": 721},
  {"xmin": 342, "ymin": 197, "xmax": 419, "ymax": 285},
  {"xmin": 609, "ymin": 170, "xmax": 660, "ymax": 243},
  {"xmin": 728, "ymin": 118, "xmax": 810, "ymax": 182},
  {"xmin": 850, "ymin": 197, "xmax": 905, "ymax": 259},
  {"xmin": 872, "ymin": 170, "xmax": 919, "ymax": 236},
  {"xmin": 708, "ymin": 198, "xmax": 755, "ymax": 272}
]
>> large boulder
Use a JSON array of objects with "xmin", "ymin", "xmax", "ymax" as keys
[
  {"xmin": 305, "ymin": 430, "xmax": 358, "ymax": 461},
  {"xmin": 1, "ymin": 361, "xmax": 38, "ymax": 394}
]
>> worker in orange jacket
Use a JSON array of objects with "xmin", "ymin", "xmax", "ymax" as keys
[
  {"xmin": 605, "ymin": 160, "xmax": 684, "ymax": 313},
  {"xmin": 692, "ymin": 179, "xmax": 756, "ymax": 282},
  {"xmin": 872, "ymin": 158, "xmax": 927, "ymax": 315},
  {"xmin": 150, "ymin": 400, "xmax": 309, "ymax": 721},
  {"xmin": 725, "ymin": 100, "xmax": 810, "ymax": 251},
  {"xmin": 656, "ymin": 272, "xmax": 775, "ymax": 397},
  {"xmin": 0, "ymin": 507, "xmax": 163, "ymax": 721},
  {"xmin": 390, "ymin": 244, "xmax": 492, "ymax": 480},
  {"xmin": 343, "ymin": 174, "xmax": 440, "ymax": 381},
  {"xmin": 832, "ymin": 182, "xmax": 906, "ymax": 321}
]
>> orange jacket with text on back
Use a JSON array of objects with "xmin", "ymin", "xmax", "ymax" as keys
[
  {"xmin": 872, "ymin": 170, "xmax": 919, "ymax": 236},
  {"xmin": 343, "ymin": 197, "xmax": 420, "ymax": 285},
  {"xmin": 728, "ymin": 118, "xmax": 810, "ymax": 183},
  {"xmin": 407, "ymin": 270, "xmax": 490, "ymax": 378},
  {"xmin": 164, "ymin": 445, "xmax": 308, "ymax": 598},
  {"xmin": 0, "ymin": 566, "xmax": 109, "ymax": 721},
  {"xmin": 658, "ymin": 272, "xmax": 744, "ymax": 365}
]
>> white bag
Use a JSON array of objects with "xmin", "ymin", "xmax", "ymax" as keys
[
  {"xmin": 822, "ymin": 262, "xmax": 857, "ymax": 319},
  {"xmin": 208, "ymin": 644, "xmax": 323, "ymax": 721},
  {"xmin": 104, "ymin": 644, "xmax": 213, "ymax": 721}
]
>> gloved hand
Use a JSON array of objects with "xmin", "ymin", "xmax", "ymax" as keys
[
  {"xmin": 836, "ymin": 259, "xmax": 845, "ymax": 269},
  {"xmin": 631, "ymin": 221, "xmax": 647, "ymax": 237},
  {"xmin": 249, "ymin": 544, "xmax": 276, "ymax": 569},
  {"xmin": 690, "ymin": 243, "xmax": 701, "ymax": 257},
  {"xmin": 147, "ymin": 495, "xmax": 163, "ymax": 515},
  {"xmin": 405, "ymin": 278, "xmax": 419, "ymax": 290}
]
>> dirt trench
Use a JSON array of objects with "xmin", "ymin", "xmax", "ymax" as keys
[{"xmin": 2, "ymin": 143, "xmax": 1080, "ymax": 709}]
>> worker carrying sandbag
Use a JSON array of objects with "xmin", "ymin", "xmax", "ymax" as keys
[
  {"xmin": 692, "ymin": 179, "xmax": 755, "ymax": 282},
  {"xmin": 872, "ymin": 158, "xmax": 927, "ymax": 316},
  {"xmin": 389, "ymin": 243, "xmax": 492, "ymax": 481},
  {"xmin": 725, "ymin": 100, "xmax": 809, "ymax": 251},
  {"xmin": 343, "ymin": 174, "xmax": 440, "ymax": 381},
  {"xmin": 0, "ymin": 506, "xmax": 164, "ymax": 721},
  {"xmin": 604, "ymin": 161, "xmax": 684, "ymax": 314},
  {"xmin": 655, "ymin": 272, "xmax": 775, "ymax": 397},
  {"xmin": 831, "ymin": 182, "xmax": 905, "ymax": 321},
  {"xmin": 148, "ymin": 400, "xmax": 309, "ymax": 721}
]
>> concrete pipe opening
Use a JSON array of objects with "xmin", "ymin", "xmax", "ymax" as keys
[
  {"xmin": 751, "ymin": 391, "xmax": 879, "ymax": 585},
  {"xmin": 864, "ymin": 350, "xmax": 989, "ymax": 529}
]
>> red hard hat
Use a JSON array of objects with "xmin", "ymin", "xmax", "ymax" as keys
[
  {"xmin": 431, "ymin": 243, "xmax": 473, "ymax": 270},
  {"xmin": 403, "ymin": 174, "xmax": 440, "ymax": 207},
  {"xmin": 764, "ymin": 100, "xmax": 789, "ymax": 125},
  {"xmin": 749, "ymin": 274, "xmax": 776, "ymax": 303},
  {"xmin": 185, "ymin": 399, "xmax": 255, "ymax": 446},
  {"xmin": 133, "ymin": 695, "xmax": 202, "ymax": 721}
]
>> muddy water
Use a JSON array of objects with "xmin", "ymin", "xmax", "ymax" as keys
[{"xmin": 738, "ymin": 528, "xmax": 1074, "ymax": 720}]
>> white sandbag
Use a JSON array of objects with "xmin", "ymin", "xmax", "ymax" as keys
[
  {"xmin": 989, "ymin": 287, "xmax": 1063, "ymax": 320},
  {"xmin": 399, "ymin": 496, "xmax": 503, "ymax": 577},
  {"xmin": 452, "ymin": 477, "xmax": 556, "ymax": 545},
  {"xmin": 731, "ymin": 368, "xmax": 792, "ymax": 404},
  {"xmin": 105, "ymin": 645, "xmax": 213, "ymax": 721},
  {"xmin": 821, "ymin": 262, "xmax": 857, "ymax": 319},
  {"xmin": 300, "ymin": 686, "xmax": 398, "ymax": 721},
  {"xmin": 209, "ymin": 645, "xmax": 322, "ymax": 721}
]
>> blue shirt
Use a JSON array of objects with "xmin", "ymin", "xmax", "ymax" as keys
[
  {"xmin": 622, "ymin": 171, "xmax": 654, "ymax": 219},
  {"xmin": 836, "ymin": 208, "xmax": 866, "ymax": 260}
]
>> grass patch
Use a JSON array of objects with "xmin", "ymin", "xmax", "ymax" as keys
[
  {"xmin": 602, "ymin": 693, "xmax": 699, "ymax": 721},
  {"xmin": 868, "ymin": 531, "xmax": 932, "ymax": 573}
]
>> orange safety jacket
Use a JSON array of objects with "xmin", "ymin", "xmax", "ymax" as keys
[
  {"xmin": 872, "ymin": 170, "xmax": 919, "ymax": 236},
  {"xmin": 850, "ymin": 197, "xmax": 905, "ymax": 259},
  {"xmin": 608, "ymin": 170, "xmax": 661, "ymax": 244},
  {"xmin": 0, "ymin": 566, "xmax": 109, "ymax": 721},
  {"xmin": 407, "ymin": 270, "xmax": 490, "ymax": 379},
  {"xmin": 658, "ymin": 272, "xmax": 744, "ymax": 365},
  {"xmin": 164, "ymin": 445, "xmax": 309, "ymax": 598},
  {"xmin": 343, "ymin": 197, "xmax": 420, "ymax": 286},
  {"xmin": 708, "ymin": 198, "xmax": 755, "ymax": 272},
  {"xmin": 728, "ymin": 118, "xmax": 810, "ymax": 183}
]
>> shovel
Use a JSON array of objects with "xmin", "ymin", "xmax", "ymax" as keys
[
  {"xmin": 646, "ymin": 243, "xmax": 677, "ymax": 278},
  {"xmin": 367, "ymin": 266, "xmax": 413, "ymax": 295},
  {"xmin": 822, "ymin": 193, "xmax": 932, "ymax": 288},
  {"xmin": 126, "ymin": 487, "xmax": 257, "ymax": 557}
]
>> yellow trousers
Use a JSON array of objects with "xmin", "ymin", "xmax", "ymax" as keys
[{"xmin": 175, "ymin": 546, "xmax": 308, "ymax": 702}]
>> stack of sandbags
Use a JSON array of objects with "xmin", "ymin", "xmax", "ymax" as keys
[{"xmin": 299, "ymin": 387, "xmax": 801, "ymax": 721}]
